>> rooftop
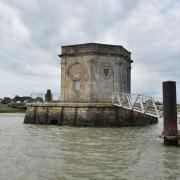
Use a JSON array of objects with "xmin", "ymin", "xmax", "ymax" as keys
[{"xmin": 59, "ymin": 43, "xmax": 132, "ymax": 60}]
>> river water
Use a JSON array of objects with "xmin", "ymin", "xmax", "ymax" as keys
[{"xmin": 0, "ymin": 114, "xmax": 179, "ymax": 180}]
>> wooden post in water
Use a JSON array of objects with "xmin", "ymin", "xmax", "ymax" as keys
[{"xmin": 163, "ymin": 81, "xmax": 178, "ymax": 146}]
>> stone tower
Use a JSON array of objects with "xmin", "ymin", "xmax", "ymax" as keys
[{"xmin": 59, "ymin": 43, "xmax": 133, "ymax": 103}]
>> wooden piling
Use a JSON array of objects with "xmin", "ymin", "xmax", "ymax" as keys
[{"xmin": 163, "ymin": 81, "xmax": 178, "ymax": 146}]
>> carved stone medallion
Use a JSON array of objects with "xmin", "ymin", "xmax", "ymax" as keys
[{"xmin": 101, "ymin": 62, "xmax": 112, "ymax": 78}]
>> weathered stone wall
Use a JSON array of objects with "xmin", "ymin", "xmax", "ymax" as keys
[
  {"xmin": 91, "ymin": 54, "xmax": 131, "ymax": 102},
  {"xmin": 60, "ymin": 43, "xmax": 131, "ymax": 58},
  {"xmin": 59, "ymin": 43, "xmax": 133, "ymax": 103},
  {"xmin": 24, "ymin": 103, "xmax": 158, "ymax": 127},
  {"xmin": 60, "ymin": 54, "xmax": 92, "ymax": 102}
]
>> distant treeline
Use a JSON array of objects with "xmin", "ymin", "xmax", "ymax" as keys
[
  {"xmin": 1, "ymin": 96, "xmax": 43, "ymax": 104},
  {"xmin": 0, "ymin": 89, "xmax": 53, "ymax": 104}
]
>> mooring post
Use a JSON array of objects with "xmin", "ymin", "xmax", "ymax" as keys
[{"xmin": 163, "ymin": 81, "xmax": 178, "ymax": 146}]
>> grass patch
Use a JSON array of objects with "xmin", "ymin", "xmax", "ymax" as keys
[{"xmin": 0, "ymin": 104, "xmax": 25, "ymax": 113}]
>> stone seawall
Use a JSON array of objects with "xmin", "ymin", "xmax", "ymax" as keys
[{"xmin": 24, "ymin": 103, "xmax": 158, "ymax": 127}]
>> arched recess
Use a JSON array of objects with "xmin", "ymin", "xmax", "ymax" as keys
[
  {"xmin": 66, "ymin": 62, "xmax": 89, "ymax": 92},
  {"xmin": 49, "ymin": 119, "xmax": 58, "ymax": 125}
]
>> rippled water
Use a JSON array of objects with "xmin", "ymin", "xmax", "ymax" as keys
[{"xmin": 0, "ymin": 114, "xmax": 179, "ymax": 180}]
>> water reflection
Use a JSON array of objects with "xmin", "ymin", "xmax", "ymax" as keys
[{"xmin": 0, "ymin": 114, "xmax": 179, "ymax": 180}]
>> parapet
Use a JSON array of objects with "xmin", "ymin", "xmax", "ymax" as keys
[{"xmin": 59, "ymin": 43, "xmax": 132, "ymax": 61}]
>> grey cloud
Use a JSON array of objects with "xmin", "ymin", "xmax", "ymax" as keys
[{"xmin": 0, "ymin": 0, "xmax": 180, "ymax": 100}]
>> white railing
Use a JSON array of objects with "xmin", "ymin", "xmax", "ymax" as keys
[{"xmin": 112, "ymin": 93, "xmax": 163, "ymax": 120}]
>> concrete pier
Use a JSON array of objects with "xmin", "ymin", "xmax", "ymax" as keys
[
  {"xmin": 163, "ymin": 81, "xmax": 178, "ymax": 146},
  {"xmin": 24, "ymin": 103, "xmax": 158, "ymax": 127}
]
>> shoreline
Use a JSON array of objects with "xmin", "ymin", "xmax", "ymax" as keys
[{"xmin": 0, "ymin": 104, "xmax": 26, "ymax": 113}]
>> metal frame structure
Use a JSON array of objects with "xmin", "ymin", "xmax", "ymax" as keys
[{"xmin": 112, "ymin": 93, "xmax": 163, "ymax": 120}]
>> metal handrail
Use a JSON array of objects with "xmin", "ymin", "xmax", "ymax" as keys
[{"xmin": 112, "ymin": 92, "xmax": 163, "ymax": 120}]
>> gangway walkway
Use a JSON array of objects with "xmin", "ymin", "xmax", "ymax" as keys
[{"xmin": 112, "ymin": 93, "xmax": 163, "ymax": 120}]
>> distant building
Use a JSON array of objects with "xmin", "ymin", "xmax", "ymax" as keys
[
  {"xmin": 0, "ymin": 98, "xmax": 2, "ymax": 103},
  {"xmin": 59, "ymin": 43, "xmax": 133, "ymax": 103}
]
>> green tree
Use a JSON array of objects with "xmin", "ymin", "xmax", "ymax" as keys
[
  {"xmin": 45, "ymin": 89, "xmax": 52, "ymax": 102},
  {"xmin": 2, "ymin": 97, "xmax": 11, "ymax": 104},
  {"xmin": 13, "ymin": 95, "xmax": 21, "ymax": 102},
  {"xmin": 13, "ymin": 95, "xmax": 33, "ymax": 102}
]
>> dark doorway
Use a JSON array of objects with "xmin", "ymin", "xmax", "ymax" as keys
[{"xmin": 50, "ymin": 120, "xmax": 58, "ymax": 125}]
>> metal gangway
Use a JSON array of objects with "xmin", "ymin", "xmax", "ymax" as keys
[{"xmin": 112, "ymin": 93, "xmax": 163, "ymax": 120}]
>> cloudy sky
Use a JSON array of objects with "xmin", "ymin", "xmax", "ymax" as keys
[{"xmin": 0, "ymin": 0, "xmax": 180, "ymax": 100}]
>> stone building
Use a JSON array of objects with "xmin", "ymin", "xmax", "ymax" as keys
[
  {"xmin": 59, "ymin": 43, "xmax": 133, "ymax": 103},
  {"xmin": 24, "ymin": 43, "xmax": 158, "ymax": 126}
]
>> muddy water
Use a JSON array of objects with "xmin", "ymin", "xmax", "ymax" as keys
[{"xmin": 0, "ymin": 114, "xmax": 179, "ymax": 180}]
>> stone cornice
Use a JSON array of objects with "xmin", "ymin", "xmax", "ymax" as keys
[
  {"xmin": 59, "ymin": 52, "xmax": 133, "ymax": 63},
  {"xmin": 58, "ymin": 43, "xmax": 132, "ymax": 60}
]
